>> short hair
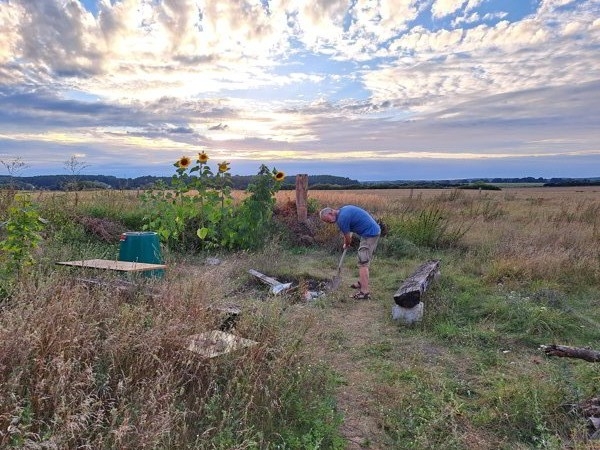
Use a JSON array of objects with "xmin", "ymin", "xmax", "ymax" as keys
[{"xmin": 319, "ymin": 207, "xmax": 334, "ymax": 219}]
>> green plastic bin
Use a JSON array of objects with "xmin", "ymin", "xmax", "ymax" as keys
[{"xmin": 118, "ymin": 231, "xmax": 164, "ymax": 278}]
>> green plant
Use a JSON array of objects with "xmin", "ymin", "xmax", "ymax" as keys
[
  {"xmin": 399, "ymin": 207, "xmax": 469, "ymax": 248},
  {"xmin": 221, "ymin": 164, "xmax": 285, "ymax": 250},
  {"xmin": 0, "ymin": 193, "xmax": 45, "ymax": 275},
  {"xmin": 142, "ymin": 155, "xmax": 284, "ymax": 252},
  {"xmin": 141, "ymin": 153, "xmax": 232, "ymax": 250},
  {"xmin": 307, "ymin": 197, "xmax": 321, "ymax": 214}
]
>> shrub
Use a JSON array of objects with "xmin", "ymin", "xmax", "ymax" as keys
[
  {"xmin": 0, "ymin": 194, "xmax": 45, "ymax": 274},
  {"xmin": 394, "ymin": 208, "xmax": 470, "ymax": 249}
]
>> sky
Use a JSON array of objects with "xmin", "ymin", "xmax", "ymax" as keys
[{"xmin": 0, "ymin": 0, "xmax": 599, "ymax": 181}]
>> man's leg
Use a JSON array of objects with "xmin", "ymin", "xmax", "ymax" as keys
[
  {"xmin": 357, "ymin": 236, "xmax": 379, "ymax": 294},
  {"xmin": 358, "ymin": 265, "xmax": 370, "ymax": 293}
]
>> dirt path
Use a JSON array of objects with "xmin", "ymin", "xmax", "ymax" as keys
[{"xmin": 302, "ymin": 296, "xmax": 396, "ymax": 449}]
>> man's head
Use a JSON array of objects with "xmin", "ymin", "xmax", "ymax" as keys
[{"xmin": 319, "ymin": 207, "xmax": 337, "ymax": 223}]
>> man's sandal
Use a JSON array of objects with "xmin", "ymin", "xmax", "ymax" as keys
[
  {"xmin": 350, "ymin": 281, "xmax": 361, "ymax": 289},
  {"xmin": 351, "ymin": 291, "xmax": 370, "ymax": 300}
]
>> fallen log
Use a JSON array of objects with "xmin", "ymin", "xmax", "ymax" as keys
[
  {"xmin": 541, "ymin": 344, "xmax": 600, "ymax": 362},
  {"xmin": 248, "ymin": 269, "xmax": 293, "ymax": 295},
  {"xmin": 393, "ymin": 259, "xmax": 441, "ymax": 308}
]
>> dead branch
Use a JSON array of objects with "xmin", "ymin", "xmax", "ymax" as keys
[{"xmin": 541, "ymin": 344, "xmax": 600, "ymax": 362}]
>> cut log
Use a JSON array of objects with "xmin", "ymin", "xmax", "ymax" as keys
[
  {"xmin": 579, "ymin": 397, "xmax": 600, "ymax": 418},
  {"xmin": 394, "ymin": 259, "xmax": 440, "ymax": 308},
  {"xmin": 248, "ymin": 269, "xmax": 293, "ymax": 295},
  {"xmin": 392, "ymin": 302, "xmax": 424, "ymax": 324},
  {"xmin": 541, "ymin": 344, "xmax": 600, "ymax": 362}
]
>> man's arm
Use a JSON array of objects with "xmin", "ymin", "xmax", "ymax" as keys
[{"xmin": 342, "ymin": 232, "xmax": 353, "ymax": 248}]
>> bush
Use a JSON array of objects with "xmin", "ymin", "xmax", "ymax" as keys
[{"xmin": 397, "ymin": 208, "xmax": 469, "ymax": 249}]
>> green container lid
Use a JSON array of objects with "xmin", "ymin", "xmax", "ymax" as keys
[{"xmin": 118, "ymin": 231, "xmax": 164, "ymax": 278}]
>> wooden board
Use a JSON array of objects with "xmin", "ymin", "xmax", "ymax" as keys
[
  {"xmin": 57, "ymin": 259, "xmax": 166, "ymax": 272},
  {"xmin": 186, "ymin": 330, "xmax": 257, "ymax": 358}
]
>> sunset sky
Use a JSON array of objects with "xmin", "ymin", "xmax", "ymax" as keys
[{"xmin": 0, "ymin": 0, "xmax": 598, "ymax": 181}]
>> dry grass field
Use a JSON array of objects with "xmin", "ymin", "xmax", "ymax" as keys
[{"xmin": 1, "ymin": 185, "xmax": 599, "ymax": 449}]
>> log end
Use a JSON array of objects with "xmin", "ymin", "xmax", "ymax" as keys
[{"xmin": 394, "ymin": 291, "xmax": 421, "ymax": 308}]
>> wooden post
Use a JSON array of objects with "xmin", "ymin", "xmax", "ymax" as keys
[{"xmin": 295, "ymin": 174, "xmax": 308, "ymax": 222}]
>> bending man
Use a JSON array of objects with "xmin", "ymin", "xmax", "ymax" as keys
[{"xmin": 319, "ymin": 205, "xmax": 381, "ymax": 300}]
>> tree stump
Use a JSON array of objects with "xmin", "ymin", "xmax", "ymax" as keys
[{"xmin": 393, "ymin": 259, "xmax": 441, "ymax": 308}]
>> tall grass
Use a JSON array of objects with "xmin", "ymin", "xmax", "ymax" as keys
[{"xmin": 0, "ymin": 267, "xmax": 343, "ymax": 448}]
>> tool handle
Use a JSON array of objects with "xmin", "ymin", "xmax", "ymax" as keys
[{"xmin": 337, "ymin": 247, "xmax": 348, "ymax": 272}]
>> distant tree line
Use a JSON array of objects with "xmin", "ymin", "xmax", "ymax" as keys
[
  {"xmin": 543, "ymin": 178, "xmax": 600, "ymax": 187},
  {"xmin": 0, "ymin": 174, "xmax": 598, "ymax": 191},
  {"xmin": 0, "ymin": 174, "xmax": 361, "ymax": 191}
]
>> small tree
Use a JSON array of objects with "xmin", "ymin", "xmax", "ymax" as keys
[
  {"xmin": 1, "ymin": 157, "xmax": 30, "ymax": 221},
  {"xmin": 1, "ymin": 157, "xmax": 29, "ymax": 188},
  {"xmin": 63, "ymin": 155, "xmax": 90, "ymax": 191}
]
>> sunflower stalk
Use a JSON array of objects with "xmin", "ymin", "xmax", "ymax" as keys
[{"xmin": 141, "ymin": 155, "xmax": 284, "ymax": 252}]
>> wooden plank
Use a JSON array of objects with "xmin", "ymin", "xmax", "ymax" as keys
[
  {"xmin": 248, "ymin": 268, "xmax": 281, "ymax": 287},
  {"xmin": 186, "ymin": 330, "xmax": 257, "ymax": 358},
  {"xmin": 75, "ymin": 277, "xmax": 137, "ymax": 290},
  {"xmin": 57, "ymin": 259, "xmax": 166, "ymax": 272},
  {"xmin": 393, "ymin": 259, "xmax": 441, "ymax": 308},
  {"xmin": 248, "ymin": 269, "xmax": 293, "ymax": 294}
]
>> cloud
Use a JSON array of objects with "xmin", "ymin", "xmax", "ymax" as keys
[
  {"xmin": 431, "ymin": 0, "xmax": 468, "ymax": 19},
  {"xmin": 365, "ymin": 4, "xmax": 600, "ymax": 112},
  {"xmin": 208, "ymin": 123, "xmax": 229, "ymax": 131}
]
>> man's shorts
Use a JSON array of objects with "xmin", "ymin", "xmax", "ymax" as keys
[{"xmin": 357, "ymin": 235, "xmax": 380, "ymax": 267}]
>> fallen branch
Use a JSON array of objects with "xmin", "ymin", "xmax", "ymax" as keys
[{"xmin": 541, "ymin": 344, "xmax": 600, "ymax": 362}]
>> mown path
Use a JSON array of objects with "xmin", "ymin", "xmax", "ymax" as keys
[{"xmin": 301, "ymin": 294, "xmax": 398, "ymax": 449}]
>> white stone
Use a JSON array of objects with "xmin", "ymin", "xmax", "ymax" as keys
[{"xmin": 392, "ymin": 302, "xmax": 424, "ymax": 324}]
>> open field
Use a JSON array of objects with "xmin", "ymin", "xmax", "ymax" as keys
[{"xmin": 1, "ymin": 186, "xmax": 599, "ymax": 449}]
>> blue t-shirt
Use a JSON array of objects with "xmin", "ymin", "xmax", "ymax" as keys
[{"xmin": 336, "ymin": 205, "xmax": 380, "ymax": 237}]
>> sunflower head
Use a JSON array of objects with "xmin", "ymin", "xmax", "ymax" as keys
[
  {"xmin": 274, "ymin": 171, "xmax": 285, "ymax": 182},
  {"xmin": 197, "ymin": 151, "xmax": 209, "ymax": 164},
  {"xmin": 218, "ymin": 161, "xmax": 230, "ymax": 173},
  {"xmin": 177, "ymin": 156, "xmax": 192, "ymax": 169}
]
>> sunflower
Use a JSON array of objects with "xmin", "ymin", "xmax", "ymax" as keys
[
  {"xmin": 274, "ymin": 171, "xmax": 285, "ymax": 182},
  {"xmin": 177, "ymin": 156, "xmax": 192, "ymax": 169},
  {"xmin": 198, "ymin": 151, "xmax": 209, "ymax": 164},
  {"xmin": 218, "ymin": 161, "xmax": 230, "ymax": 173}
]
